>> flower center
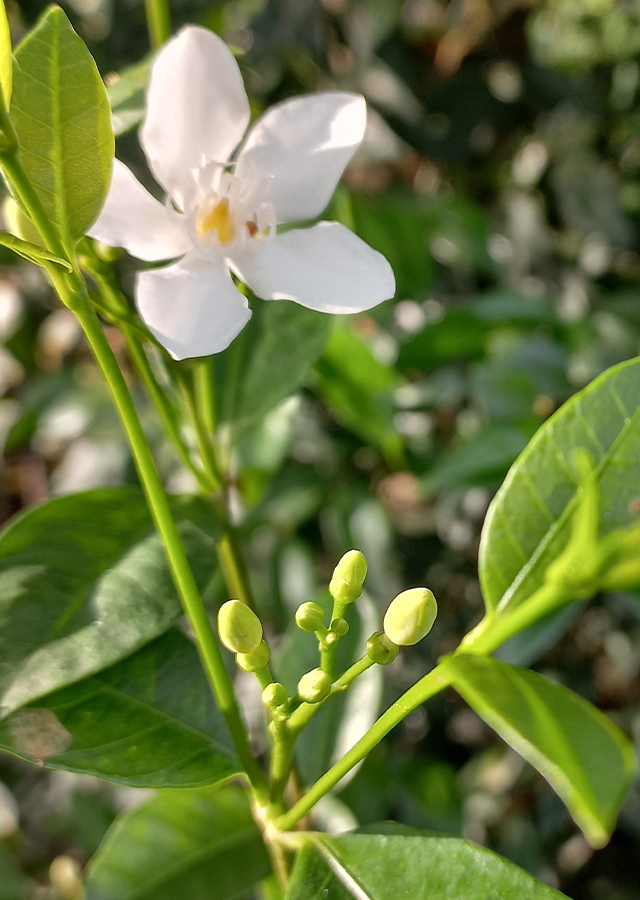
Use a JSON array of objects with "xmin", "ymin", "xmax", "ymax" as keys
[{"xmin": 196, "ymin": 197, "xmax": 235, "ymax": 245}]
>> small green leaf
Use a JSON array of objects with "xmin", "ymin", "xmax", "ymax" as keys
[
  {"xmin": 106, "ymin": 57, "xmax": 150, "ymax": 137},
  {"xmin": 287, "ymin": 827, "xmax": 568, "ymax": 899},
  {"xmin": 0, "ymin": 487, "xmax": 220, "ymax": 717},
  {"xmin": 446, "ymin": 655, "xmax": 637, "ymax": 847},
  {"xmin": 212, "ymin": 298, "xmax": 331, "ymax": 428},
  {"xmin": 0, "ymin": 0, "xmax": 11, "ymax": 104},
  {"xmin": 0, "ymin": 231, "xmax": 72, "ymax": 269},
  {"xmin": 479, "ymin": 357, "xmax": 640, "ymax": 613},
  {"xmin": 11, "ymin": 7, "xmax": 114, "ymax": 245},
  {"xmin": 85, "ymin": 785, "xmax": 270, "ymax": 900},
  {"xmin": 0, "ymin": 629, "xmax": 239, "ymax": 787}
]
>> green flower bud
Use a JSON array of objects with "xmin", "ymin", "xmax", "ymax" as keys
[
  {"xmin": 383, "ymin": 588, "xmax": 437, "ymax": 646},
  {"xmin": 329, "ymin": 550, "xmax": 368, "ymax": 605},
  {"xmin": 366, "ymin": 631, "xmax": 399, "ymax": 665},
  {"xmin": 236, "ymin": 640, "xmax": 271, "ymax": 672},
  {"xmin": 298, "ymin": 668, "xmax": 332, "ymax": 704},
  {"xmin": 262, "ymin": 682, "xmax": 288, "ymax": 708},
  {"xmin": 218, "ymin": 599, "xmax": 262, "ymax": 654},
  {"xmin": 295, "ymin": 601, "xmax": 325, "ymax": 633},
  {"xmin": 330, "ymin": 617, "xmax": 349, "ymax": 637}
]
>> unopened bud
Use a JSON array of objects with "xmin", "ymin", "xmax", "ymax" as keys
[
  {"xmin": 383, "ymin": 588, "xmax": 437, "ymax": 646},
  {"xmin": 298, "ymin": 667, "xmax": 332, "ymax": 704},
  {"xmin": 295, "ymin": 601, "xmax": 325, "ymax": 633},
  {"xmin": 330, "ymin": 617, "xmax": 349, "ymax": 637},
  {"xmin": 236, "ymin": 640, "xmax": 271, "ymax": 672},
  {"xmin": 329, "ymin": 550, "xmax": 367, "ymax": 605},
  {"xmin": 262, "ymin": 682, "xmax": 288, "ymax": 708},
  {"xmin": 218, "ymin": 599, "xmax": 262, "ymax": 654},
  {"xmin": 366, "ymin": 631, "xmax": 399, "ymax": 665}
]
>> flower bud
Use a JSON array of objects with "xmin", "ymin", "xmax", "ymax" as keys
[
  {"xmin": 383, "ymin": 588, "xmax": 437, "ymax": 646},
  {"xmin": 298, "ymin": 667, "xmax": 332, "ymax": 704},
  {"xmin": 218, "ymin": 599, "xmax": 262, "ymax": 654},
  {"xmin": 366, "ymin": 631, "xmax": 399, "ymax": 665},
  {"xmin": 262, "ymin": 682, "xmax": 288, "ymax": 708},
  {"xmin": 330, "ymin": 617, "xmax": 349, "ymax": 637},
  {"xmin": 295, "ymin": 601, "xmax": 325, "ymax": 633},
  {"xmin": 236, "ymin": 640, "xmax": 271, "ymax": 672},
  {"xmin": 329, "ymin": 550, "xmax": 368, "ymax": 605}
]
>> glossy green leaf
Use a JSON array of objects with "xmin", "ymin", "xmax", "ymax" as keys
[
  {"xmin": 86, "ymin": 785, "xmax": 270, "ymax": 900},
  {"xmin": 274, "ymin": 593, "xmax": 382, "ymax": 787},
  {"xmin": 106, "ymin": 57, "xmax": 150, "ymax": 136},
  {"xmin": 287, "ymin": 827, "xmax": 568, "ymax": 899},
  {"xmin": 212, "ymin": 298, "xmax": 331, "ymax": 428},
  {"xmin": 447, "ymin": 655, "xmax": 637, "ymax": 847},
  {"xmin": 11, "ymin": 7, "xmax": 114, "ymax": 245},
  {"xmin": 0, "ymin": 487, "xmax": 220, "ymax": 717},
  {"xmin": 0, "ymin": 231, "xmax": 72, "ymax": 269},
  {"xmin": 480, "ymin": 357, "xmax": 640, "ymax": 613},
  {"xmin": 0, "ymin": 629, "xmax": 238, "ymax": 787},
  {"xmin": 0, "ymin": 0, "xmax": 11, "ymax": 104}
]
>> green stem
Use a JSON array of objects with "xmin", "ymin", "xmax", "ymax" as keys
[
  {"xmin": 274, "ymin": 663, "xmax": 452, "ymax": 832},
  {"xmin": 143, "ymin": 0, "xmax": 171, "ymax": 49},
  {"xmin": 84, "ymin": 262, "xmax": 214, "ymax": 492}
]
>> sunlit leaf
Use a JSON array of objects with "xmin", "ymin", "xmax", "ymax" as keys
[
  {"xmin": 447, "ymin": 655, "xmax": 637, "ymax": 847},
  {"xmin": 287, "ymin": 827, "xmax": 568, "ymax": 899},
  {"xmin": 0, "ymin": 629, "xmax": 239, "ymax": 787},
  {"xmin": 480, "ymin": 357, "xmax": 640, "ymax": 613},
  {"xmin": 10, "ymin": 7, "xmax": 114, "ymax": 245},
  {"xmin": 0, "ymin": 487, "xmax": 220, "ymax": 717}
]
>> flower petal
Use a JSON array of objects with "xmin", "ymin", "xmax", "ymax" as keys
[
  {"xmin": 136, "ymin": 254, "xmax": 251, "ymax": 360},
  {"xmin": 231, "ymin": 221, "xmax": 395, "ymax": 314},
  {"xmin": 235, "ymin": 93, "xmax": 366, "ymax": 224},
  {"xmin": 88, "ymin": 160, "xmax": 189, "ymax": 262},
  {"xmin": 141, "ymin": 26, "xmax": 250, "ymax": 207}
]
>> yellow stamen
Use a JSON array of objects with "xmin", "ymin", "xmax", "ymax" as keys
[{"xmin": 197, "ymin": 197, "xmax": 235, "ymax": 245}]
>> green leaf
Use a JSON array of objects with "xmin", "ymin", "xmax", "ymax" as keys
[
  {"xmin": 422, "ymin": 426, "xmax": 528, "ymax": 496},
  {"xmin": 313, "ymin": 326, "xmax": 404, "ymax": 465},
  {"xmin": 0, "ymin": 487, "xmax": 220, "ymax": 717},
  {"xmin": 106, "ymin": 57, "xmax": 150, "ymax": 136},
  {"xmin": 212, "ymin": 298, "xmax": 331, "ymax": 428},
  {"xmin": 85, "ymin": 785, "xmax": 271, "ymax": 900},
  {"xmin": 479, "ymin": 356, "xmax": 640, "ymax": 613},
  {"xmin": 11, "ymin": 7, "xmax": 114, "ymax": 245},
  {"xmin": 274, "ymin": 593, "xmax": 382, "ymax": 787},
  {"xmin": 0, "ymin": 628, "xmax": 239, "ymax": 787},
  {"xmin": 0, "ymin": 231, "xmax": 72, "ymax": 269},
  {"xmin": 287, "ymin": 828, "xmax": 568, "ymax": 899},
  {"xmin": 446, "ymin": 655, "xmax": 637, "ymax": 848},
  {"xmin": 0, "ymin": 0, "xmax": 11, "ymax": 104}
]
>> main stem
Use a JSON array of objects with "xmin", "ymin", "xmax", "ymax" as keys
[{"xmin": 144, "ymin": 0, "xmax": 171, "ymax": 49}]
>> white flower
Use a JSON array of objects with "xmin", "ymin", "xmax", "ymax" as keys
[{"xmin": 89, "ymin": 26, "xmax": 395, "ymax": 360}]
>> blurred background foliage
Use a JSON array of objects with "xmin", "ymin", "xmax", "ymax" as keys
[{"xmin": 2, "ymin": 0, "xmax": 640, "ymax": 897}]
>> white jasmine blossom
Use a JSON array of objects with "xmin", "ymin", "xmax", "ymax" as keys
[{"xmin": 89, "ymin": 26, "xmax": 395, "ymax": 360}]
